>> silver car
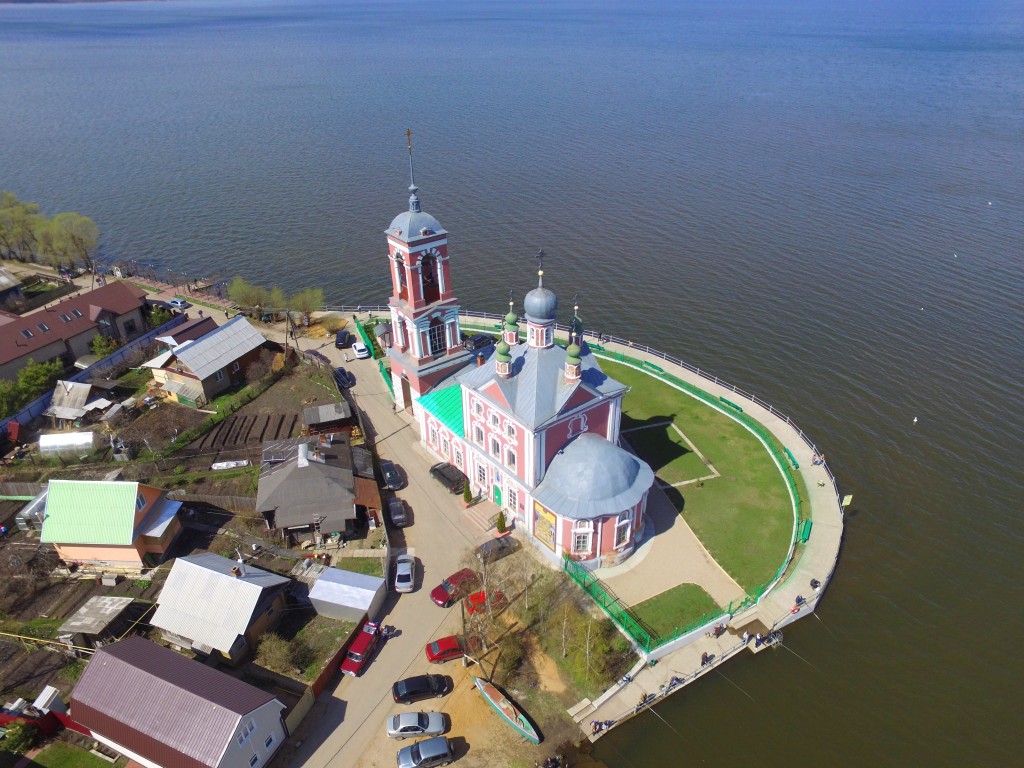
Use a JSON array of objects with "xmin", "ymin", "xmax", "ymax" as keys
[
  {"xmin": 394, "ymin": 554, "xmax": 416, "ymax": 594},
  {"xmin": 396, "ymin": 735, "xmax": 454, "ymax": 767},
  {"xmin": 387, "ymin": 711, "xmax": 446, "ymax": 740}
]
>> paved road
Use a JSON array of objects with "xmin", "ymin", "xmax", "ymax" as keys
[{"xmin": 267, "ymin": 335, "xmax": 494, "ymax": 768}]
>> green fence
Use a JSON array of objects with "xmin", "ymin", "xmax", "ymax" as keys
[
  {"xmin": 562, "ymin": 553, "xmax": 654, "ymax": 652},
  {"xmin": 560, "ymin": 349, "xmax": 805, "ymax": 654},
  {"xmin": 378, "ymin": 360, "xmax": 394, "ymax": 396}
]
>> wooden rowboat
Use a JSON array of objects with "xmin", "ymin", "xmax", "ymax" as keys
[{"xmin": 472, "ymin": 676, "xmax": 541, "ymax": 744}]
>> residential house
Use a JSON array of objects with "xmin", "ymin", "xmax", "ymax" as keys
[
  {"xmin": 0, "ymin": 280, "xmax": 148, "ymax": 380},
  {"xmin": 149, "ymin": 316, "xmax": 265, "ymax": 407},
  {"xmin": 42, "ymin": 380, "xmax": 115, "ymax": 426},
  {"xmin": 0, "ymin": 267, "xmax": 22, "ymax": 304},
  {"xmin": 39, "ymin": 480, "xmax": 183, "ymax": 571},
  {"xmin": 255, "ymin": 434, "xmax": 357, "ymax": 540},
  {"xmin": 70, "ymin": 636, "xmax": 286, "ymax": 768},
  {"xmin": 151, "ymin": 553, "xmax": 289, "ymax": 665},
  {"xmin": 153, "ymin": 314, "xmax": 218, "ymax": 349}
]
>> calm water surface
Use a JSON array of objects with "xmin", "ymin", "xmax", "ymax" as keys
[{"xmin": 1, "ymin": 2, "xmax": 1022, "ymax": 765}]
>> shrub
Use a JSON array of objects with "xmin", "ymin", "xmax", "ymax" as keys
[
  {"xmin": 463, "ymin": 481, "xmax": 473, "ymax": 504},
  {"xmin": 1, "ymin": 722, "xmax": 38, "ymax": 754},
  {"xmin": 495, "ymin": 509, "xmax": 507, "ymax": 534},
  {"xmin": 319, "ymin": 313, "xmax": 346, "ymax": 333}
]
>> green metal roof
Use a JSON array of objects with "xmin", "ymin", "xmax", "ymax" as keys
[
  {"xmin": 418, "ymin": 385, "xmax": 465, "ymax": 438},
  {"xmin": 40, "ymin": 480, "xmax": 140, "ymax": 546}
]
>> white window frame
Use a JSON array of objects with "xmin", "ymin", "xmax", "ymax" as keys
[
  {"xmin": 506, "ymin": 448, "xmax": 516, "ymax": 470},
  {"xmin": 441, "ymin": 436, "xmax": 449, "ymax": 456},
  {"xmin": 429, "ymin": 425, "xmax": 438, "ymax": 446},
  {"xmin": 506, "ymin": 421, "xmax": 516, "ymax": 439},
  {"xmin": 214, "ymin": 369, "xmax": 225, "ymax": 383},
  {"xmin": 490, "ymin": 437, "xmax": 501, "ymax": 458},
  {"xmin": 489, "ymin": 411, "xmax": 500, "ymax": 428},
  {"xmin": 474, "ymin": 426, "xmax": 484, "ymax": 446},
  {"xmin": 572, "ymin": 521, "xmax": 593, "ymax": 554},
  {"xmin": 615, "ymin": 512, "xmax": 631, "ymax": 548},
  {"xmin": 476, "ymin": 464, "xmax": 487, "ymax": 484},
  {"xmin": 232, "ymin": 361, "xmax": 241, "ymax": 372},
  {"xmin": 507, "ymin": 488, "xmax": 518, "ymax": 511},
  {"xmin": 473, "ymin": 400, "xmax": 484, "ymax": 417},
  {"xmin": 454, "ymin": 446, "xmax": 463, "ymax": 469}
]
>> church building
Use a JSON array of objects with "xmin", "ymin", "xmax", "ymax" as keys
[{"xmin": 384, "ymin": 162, "xmax": 653, "ymax": 568}]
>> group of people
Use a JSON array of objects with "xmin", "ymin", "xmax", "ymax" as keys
[
  {"xmin": 536, "ymin": 755, "xmax": 566, "ymax": 767},
  {"xmin": 591, "ymin": 720, "xmax": 615, "ymax": 735},
  {"xmin": 812, "ymin": 452, "xmax": 826, "ymax": 465}
]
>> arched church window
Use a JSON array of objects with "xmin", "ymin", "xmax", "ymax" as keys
[
  {"xmin": 427, "ymin": 317, "xmax": 446, "ymax": 355},
  {"xmin": 396, "ymin": 254, "xmax": 408, "ymax": 301},
  {"xmin": 421, "ymin": 253, "xmax": 440, "ymax": 303}
]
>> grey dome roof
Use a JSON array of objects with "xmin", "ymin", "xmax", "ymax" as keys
[
  {"xmin": 387, "ymin": 210, "xmax": 445, "ymax": 241},
  {"xmin": 524, "ymin": 286, "xmax": 558, "ymax": 323},
  {"xmin": 533, "ymin": 433, "xmax": 654, "ymax": 520}
]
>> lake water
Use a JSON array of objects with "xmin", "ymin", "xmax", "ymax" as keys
[{"xmin": 1, "ymin": 1, "xmax": 1022, "ymax": 765}]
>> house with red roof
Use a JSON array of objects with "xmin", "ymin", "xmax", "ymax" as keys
[{"xmin": 0, "ymin": 280, "xmax": 148, "ymax": 380}]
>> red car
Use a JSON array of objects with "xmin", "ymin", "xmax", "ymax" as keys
[
  {"xmin": 425, "ymin": 635, "xmax": 466, "ymax": 664},
  {"xmin": 340, "ymin": 618, "xmax": 381, "ymax": 676},
  {"xmin": 464, "ymin": 590, "xmax": 506, "ymax": 616},
  {"xmin": 430, "ymin": 568, "xmax": 480, "ymax": 608}
]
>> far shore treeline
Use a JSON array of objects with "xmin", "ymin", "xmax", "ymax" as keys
[{"xmin": 0, "ymin": 191, "xmax": 98, "ymax": 273}]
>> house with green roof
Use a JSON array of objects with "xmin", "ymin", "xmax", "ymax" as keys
[{"xmin": 40, "ymin": 480, "xmax": 183, "ymax": 571}]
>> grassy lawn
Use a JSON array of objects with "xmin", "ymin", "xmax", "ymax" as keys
[
  {"xmin": 602, "ymin": 359, "xmax": 793, "ymax": 592},
  {"xmin": 631, "ymin": 583, "xmax": 722, "ymax": 638},
  {"xmin": 274, "ymin": 612, "xmax": 355, "ymax": 681},
  {"xmin": 623, "ymin": 421, "xmax": 712, "ymax": 485},
  {"xmin": 31, "ymin": 742, "xmax": 117, "ymax": 768},
  {"xmin": 334, "ymin": 556, "xmax": 384, "ymax": 578}
]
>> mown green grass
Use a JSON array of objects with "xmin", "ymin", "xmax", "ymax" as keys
[
  {"xmin": 335, "ymin": 556, "xmax": 384, "ymax": 578},
  {"xmin": 32, "ymin": 742, "xmax": 118, "ymax": 768},
  {"xmin": 623, "ymin": 421, "xmax": 710, "ymax": 485},
  {"xmin": 602, "ymin": 358, "xmax": 793, "ymax": 592},
  {"xmin": 631, "ymin": 583, "xmax": 722, "ymax": 638}
]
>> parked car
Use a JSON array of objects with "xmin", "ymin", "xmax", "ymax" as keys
[
  {"xmin": 429, "ymin": 462, "xmax": 468, "ymax": 494},
  {"xmin": 168, "ymin": 298, "xmax": 191, "ymax": 310},
  {"xmin": 463, "ymin": 333, "xmax": 494, "ymax": 351},
  {"xmin": 380, "ymin": 459, "xmax": 402, "ymax": 490},
  {"xmin": 392, "ymin": 674, "xmax": 451, "ymax": 704},
  {"xmin": 425, "ymin": 635, "xmax": 474, "ymax": 664},
  {"xmin": 387, "ymin": 711, "xmax": 446, "ymax": 740},
  {"xmin": 474, "ymin": 536, "xmax": 522, "ymax": 565},
  {"xmin": 334, "ymin": 366, "xmax": 354, "ymax": 388},
  {"xmin": 340, "ymin": 618, "xmax": 381, "ymax": 676},
  {"xmin": 394, "ymin": 554, "xmax": 416, "ymax": 594},
  {"xmin": 430, "ymin": 568, "xmax": 480, "ymax": 608},
  {"xmin": 464, "ymin": 590, "xmax": 507, "ymax": 616},
  {"xmin": 335, "ymin": 330, "xmax": 352, "ymax": 348},
  {"xmin": 353, "ymin": 341, "xmax": 371, "ymax": 359},
  {"xmin": 387, "ymin": 496, "xmax": 409, "ymax": 528},
  {"xmin": 396, "ymin": 735, "xmax": 454, "ymax": 768}
]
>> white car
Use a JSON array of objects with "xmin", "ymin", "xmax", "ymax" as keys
[
  {"xmin": 168, "ymin": 298, "xmax": 191, "ymax": 310},
  {"xmin": 387, "ymin": 711, "xmax": 446, "ymax": 740},
  {"xmin": 394, "ymin": 554, "xmax": 416, "ymax": 594},
  {"xmin": 353, "ymin": 341, "xmax": 370, "ymax": 359}
]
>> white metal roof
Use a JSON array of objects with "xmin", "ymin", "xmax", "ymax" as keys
[
  {"xmin": 308, "ymin": 567, "xmax": 385, "ymax": 612},
  {"xmin": 173, "ymin": 316, "xmax": 265, "ymax": 381}
]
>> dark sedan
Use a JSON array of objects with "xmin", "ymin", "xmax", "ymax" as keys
[{"xmin": 392, "ymin": 674, "xmax": 451, "ymax": 704}]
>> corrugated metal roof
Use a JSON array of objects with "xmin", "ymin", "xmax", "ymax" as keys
[
  {"xmin": 302, "ymin": 401, "xmax": 352, "ymax": 425},
  {"xmin": 256, "ymin": 437, "xmax": 356, "ymax": 532},
  {"xmin": 58, "ymin": 596, "xmax": 134, "ymax": 636},
  {"xmin": 174, "ymin": 316, "xmax": 265, "ymax": 381},
  {"xmin": 50, "ymin": 380, "xmax": 92, "ymax": 410},
  {"xmin": 70, "ymin": 636, "xmax": 282, "ymax": 768},
  {"xmin": 151, "ymin": 553, "xmax": 289, "ymax": 655},
  {"xmin": 418, "ymin": 384, "xmax": 465, "ymax": 437},
  {"xmin": 308, "ymin": 567, "xmax": 384, "ymax": 612},
  {"xmin": 457, "ymin": 341, "xmax": 627, "ymax": 429},
  {"xmin": 40, "ymin": 480, "xmax": 139, "ymax": 546}
]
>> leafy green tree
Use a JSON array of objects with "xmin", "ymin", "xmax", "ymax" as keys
[
  {"xmin": 0, "ymin": 378, "xmax": 20, "ymax": 417},
  {"xmin": 228, "ymin": 276, "xmax": 266, "ymax": 311},
  {"xmin": 289, "ymin": 287, "xmax": 324, "ymax": 316},
  {"xmin": 255, "ymin": 632, "xmax": 292, "ymax": 673},
  {"xmin": 267, "ymin": 286, "xmax": 287, "ymax": 320},
  {"xmin": 0, "ymin": 192, "xmax": 42, "ymax": 262},
  {"xmin": 0, "ymin": 721, "xmax": 37, "ymax": 754},
  {"xmin": 149, "ymin": 305, "xmax": 173, "ymax": 328},
  {"xmin": 91, "ymin": 334, "xmax": 119, "ymax": 358},
  {"xmin": 51, "ymin": 211, "xmax": 99, "ymax": 271},
  {"xmin": 16, "ymin": 357, "xmax": 63, "ymax": 401}
]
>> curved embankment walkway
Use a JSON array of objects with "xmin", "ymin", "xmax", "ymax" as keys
[{"xmin": 453, "ymin": 313, "xmax": 844, "ymax": 740}]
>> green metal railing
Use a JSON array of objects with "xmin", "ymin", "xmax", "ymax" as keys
[{"xmin": 563, "ymin": 553, "xmax": 654, "ymax": 652}]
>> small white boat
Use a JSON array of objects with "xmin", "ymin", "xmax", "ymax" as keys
[{"xmin": 210, "ymin": 459, "xmax": 250, "ymax": 470}]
